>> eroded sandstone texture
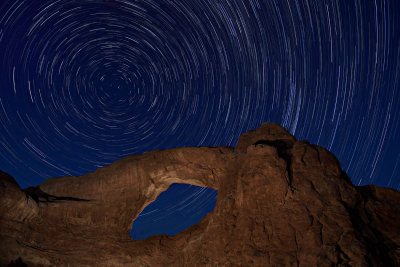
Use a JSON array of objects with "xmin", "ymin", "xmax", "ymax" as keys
[{"xmin": 1, "ymin": 123, "xmax": 399, "ymax": 266}]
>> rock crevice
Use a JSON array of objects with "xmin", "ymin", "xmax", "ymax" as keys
[{"xmin": 23, "ymin": 186, "xmax": 91, "ymax": 203}]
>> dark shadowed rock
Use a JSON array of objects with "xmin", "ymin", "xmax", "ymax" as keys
[{"xmin": 0, "ymin": 123, "xmax": 399, "ymax": 266}]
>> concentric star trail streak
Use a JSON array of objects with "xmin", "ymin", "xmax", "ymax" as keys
[{"xmin": 0, "ymin": 0, "xmax": 399, "ymax": 195}]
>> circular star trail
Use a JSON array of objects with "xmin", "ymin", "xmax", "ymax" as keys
[{"xmin": 0, "ymin": 0, "xmax": 399, "ymax": 190}]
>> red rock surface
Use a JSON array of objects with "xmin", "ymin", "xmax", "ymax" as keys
[{"xmin": 1, "ymin": 123, "xmax": 399, "ymax": 266}]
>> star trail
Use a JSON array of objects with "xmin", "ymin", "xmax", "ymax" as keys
[
  {"xmin": 0, "ymin": 0, "xmax": 399, "ymax": 194},
  {"xmin": 131, "ymin": 183, "xmax": 218, "ymax": 240}
]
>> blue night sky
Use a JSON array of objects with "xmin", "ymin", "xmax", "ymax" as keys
[
  {"xmin": 0, "ymin": 0, "xmax": 399, "ymax": 238},
  {"xmin": 131, "ymin": 183, "xmax": 217, "ymax": 240}
]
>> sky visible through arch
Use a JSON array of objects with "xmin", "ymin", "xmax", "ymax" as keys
[
  {"xmin": 0, "ymin": 0, "xmax": 399, "ymax": 208},
  {"xmin": 131, "ymin": 183, "xmax": 218, "ymax": 240}
]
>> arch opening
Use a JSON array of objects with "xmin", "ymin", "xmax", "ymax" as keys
[{"xmin": 130, "ymin": 183, "xmax": 218, "ymax": 240}]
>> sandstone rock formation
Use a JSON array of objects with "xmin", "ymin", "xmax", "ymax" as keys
[{"xmin": 1, "ymin": 123, "xmax": 399, "ymax": 266}]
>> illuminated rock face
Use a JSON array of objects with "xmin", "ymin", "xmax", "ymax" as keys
[{"xmin": 1, "ymin": 123, "xmax": 400, "ymax": 266}]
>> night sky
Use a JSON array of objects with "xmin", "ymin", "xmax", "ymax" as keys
[
  {"xmin": 131, "ymin": 183, "xmax": 218, "ymax": 240},
  {"xmin": 1, "ymin": 0, "xmax": 400, "ymax": 237}
]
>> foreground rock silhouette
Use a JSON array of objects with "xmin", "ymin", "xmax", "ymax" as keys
[{"xmin": 1, "ymin": 123, "xmax": 399, "ymax": 266}]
